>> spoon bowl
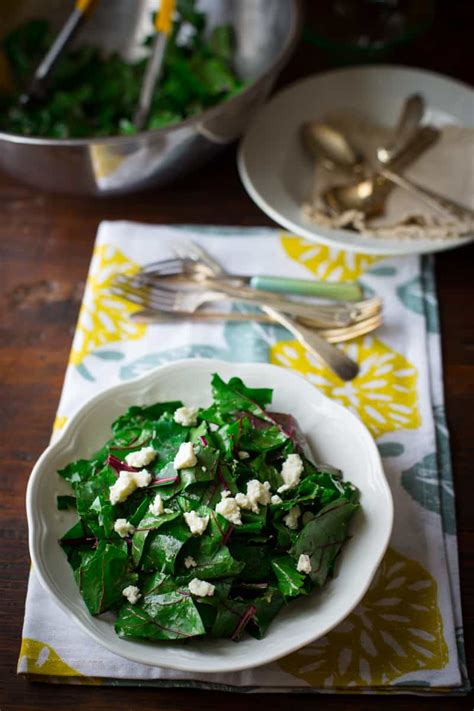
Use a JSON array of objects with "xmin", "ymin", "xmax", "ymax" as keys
[
  {"xmin": 324, "ymin": 175, "xmax": 389, "ymax": 217},
  {"xmin": 300, "ymin": 121, "xmax": 364, "ymax": 169}
]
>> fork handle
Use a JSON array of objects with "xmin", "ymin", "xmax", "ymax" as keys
[
  {"xmin": 263, "ymin": 306, "xmax": 359, "ymax": 381},
  {"xmin": 248, "ymin": 276, "xmax": 363, "ymax": 301},
  {"xmin": 130, "ymin": 307, "xmax": 381, "ymax": 342},
  {"xmin": 380, "ymin": 167, "xmax": 474, "ymax": 222},
  {"xmin": 377, "ymin": 94, "xmax": 425, "ymax": 164},
  {"xmin": 202, "ymin": 280, "xmax": 355, "ymax": 326}
]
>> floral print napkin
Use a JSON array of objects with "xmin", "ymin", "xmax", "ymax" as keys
[{"xmin": 18, "ymin": 222, "xmax": 469, "ymax": 694}]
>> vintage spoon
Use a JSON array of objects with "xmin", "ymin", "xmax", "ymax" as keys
[
  {"xmin": 376, "ymin": 93, "xmax": 425, "ymax": 164},
  {"xmin": 300, "ymin": 94, "xmax": 425, "ymax": 172},
  {"xmin": 323, "ymin": 125, "xmax": 438, "ymax": 215},
  {"xmin": 312, "ymin": 123, "xmax": 473, "ymax": 221},
  {"xmin": 301, "ymin": 121, "xmax": 364, "ymax": 172}
]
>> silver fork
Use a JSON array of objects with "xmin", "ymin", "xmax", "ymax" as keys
[
  {"xmin": 112, "ymin": 275, "xmax": 378, "ymax": 329},
  {"xmin": 113, "ymin": 273, "xmax": 380, "ymax": 328},
  {"xmin": 116, "ymin": 281, "xmax": 383, "ymax": 334},
  {"xmin": 112, "ymin": 277, "xmax": 359, "ymax": 380},
  {"xmin": 139, "ymin": 256, "xmax": 379, "ymax": 317},
  {"xmin": 170, "ymin": 241, "xmax": 360, "ymax": 380},
  {"xmin": 141, "ymin": 255, "xmax": 364, "ymax": 301},
  {"xmin": 113, "ymin": 281, "xmax": 360, "ymax": 382},
  {"xmin": 171, "ymin": 240, "xmax": 381, "ymax": 319},
  {"xmin": 130, "ymin": 306, "xmax": 383, "ymax": 343}
]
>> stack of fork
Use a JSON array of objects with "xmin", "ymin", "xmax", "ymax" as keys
[{"xmin": 111, "ymin": 241, "xmax": 383, "ymax": 381}]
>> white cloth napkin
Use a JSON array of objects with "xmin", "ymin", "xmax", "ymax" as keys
[{"xmin": 18, "ymin": 221, "xmax": 469, "ymax": 694}]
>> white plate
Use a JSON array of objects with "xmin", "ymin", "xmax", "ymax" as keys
[
  {"xmin": 238, "ymin": 65, "xmax": 474, "ymax": 255},
  {"xmin": 27, "ymin": 359, "xmax": 393, "ymax": 673}
]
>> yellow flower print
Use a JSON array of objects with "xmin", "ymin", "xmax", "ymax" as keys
[
  {"xmin": 50, "ymin": 415, "xmax": 69, "ymax": 444},
  {"xmin": 270, "ymin": 335, "xmax": 421, "ymax": 437},
  {"xmin": 19, "ymin": 639, "xmax": 83, "ymax": 677},
  {"xmin": 69, "ymin": 244, "xmax": 146, "ymax": 366},
  {"xmin": 52, "ymin": 415, "xmax": 68, "ymax": 434},
  {"xmin": 278, "ymin": 548, "xmax": 448, "ymax": 687},
  {"xmin": 280, "ymin": 234, "xmax": 380, "ymax": 281}
]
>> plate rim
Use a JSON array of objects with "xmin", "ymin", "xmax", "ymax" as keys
[
  {"xmin": 237, "ymin": 63, "xmax": 474, "ymax": 256},
  {"xmin": 27, "ymin": 358, "xmax": 394, "ymax": 673}
]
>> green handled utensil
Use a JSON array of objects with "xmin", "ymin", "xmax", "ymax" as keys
[
  {"xmin": 141, "ymin": 254, "xmax": 364, "ymax": 302},
  {"xmin": 247, "ymin": 275, "xmax": 363, "ymax": 300}
]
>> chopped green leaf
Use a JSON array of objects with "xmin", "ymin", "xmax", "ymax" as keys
[
  {"xmin": 115, "ymin": 593, "xmax": 205, "ymax": 641},
  {"xmin": 271, "ymin": 556, "xmax": 306, "ymax": 598},
  {"xmin": 75, "ymin": 541, "xmax": 135, "ymax": 615},
  {"xmin": 0, "ymin": 7, "xmax": 244, "ymax": 139},
  {"xmin": 57, "ymin": 373, "xmax": 360, "ymax": 643},
  {"xmin": 56, "ymin": 495, "xmax": 76, "ymax": 511},
  {"xmin": 291, "ymin": 498, "xmax": 359, "ymax": 587}
]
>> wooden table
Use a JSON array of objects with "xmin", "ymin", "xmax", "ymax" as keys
[{"xmin": 1, "ymin": 2, "xmax": 473, "ymax": 709}]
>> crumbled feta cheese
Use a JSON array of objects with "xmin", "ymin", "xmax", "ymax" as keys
[
  {"xmin": 174, "ymin": 406, "xmax": 199, "ymax": 427},
  {"xmin": 174, "ymin": 442, "xmax": 197, "ymax": 469},
  {"xmin": 283, "ymin": 505, "xmax": 301, "ymax": 530},
  {"xmin": 149, "ymin": 494, "xmax": 164, "ymax": 516},
  {"xmin": 234, "ymin": 480, "xmax": 272, "ymax": 513},
  {"xmin": 114, "ymin": 518, "xmax": 135, "ymax": 538},
  {"xmin": 109, "ymin": 471, "xmax": 136, "ymax": 504},
  {"xmin": 188, "ymin": 578, "xmax": 215, "ymax": 597},
  {"xmin": 296, "ymin": 553, "xmax": 312, "ymax": 574},
  {"xmin": 133, "ymin": 469, "xmax": 152, "ymax": 488},
  {"xmin": 122, "ymin": 585, "xmax": 141, "ymax": 604},
  {"xmin": 221, "ymin": 489, "xmax": 231, "ymax": 498},
  {"xmin": 184, "ymin": 556, "xmax": 197, "ymax": 569},
  {"xmin": 278, "ymin": 453, "xmax": 304, "ymax": 493},
  {"xmin": 271, "ymin": 494, "xmax": 282, "ymax": 505},
  {"xmin": 235, "ymin": 492, "xmax": 250, "ymax": 509},
  {"xmin": 183, "ymin": 510, "xmax": 209, "ymax": 535},
  {"xmin": 215, "ymin": 492, "xmax": 242, "ymax": 525},
  {"xmin": 238, "ymin": 450, "xmax": 250, "ymax": 460},
  {"xmin": 109, "ymin": 469, "xmax": 152, "ymax": 505},
  {"xmin": 125, "ymin": 446, "xmax": 156, "ymax": 468},
  {"xmin": 302, "ymin": 511, "xmax": 315, "ymax": 525},
  {"xmin": 246, "ymin": 479, "xmax": 271, "ymax": 512},
  {"xmin": 164, "ymin": 507, "xmax": 173, "ymax": 514}
]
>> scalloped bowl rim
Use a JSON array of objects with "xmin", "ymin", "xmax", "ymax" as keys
[{"xmin": 26, "ymin": 358, "xmax": 393, "ymax": 673}]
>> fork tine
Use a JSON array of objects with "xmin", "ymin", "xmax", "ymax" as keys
[
  {"xmin": 112, "ymin": 286, "xmax": 171, "ymax": 312},
  {"xmin": 141, "ymin": 257, "xmax": 186, "ymax": 275},
  {"xmin": 139, "ymin": 285, "xmax": 185, "ymax": 310},
  {"xmin": 173, "ymin": 240, "xmax": 201, "ymax": 260},
  {"xmin": 113, "ymin": 273, "xmax": 171, "ymax": 292},
  {"xmin": 111, "ymin": 286, "xmax": 149, "ymax": 308},
  {"xmin": 173, "ymin": 239, "xmax": 224, "ymax": 274},
  {"xmin": 113, "ymin": 281, "xmax": 180, "ymax": 311},
  {"xmin": 111, "ymin": 281, "xmax": 150, "ymax": 303}
]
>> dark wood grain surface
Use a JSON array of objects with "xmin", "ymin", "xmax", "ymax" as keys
[{"xmin": 1, "ymin": 2, "xmax": 473, "ymax": 709}]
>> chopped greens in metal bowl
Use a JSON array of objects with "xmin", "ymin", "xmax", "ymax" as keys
[
  {"xmin": 58, "ymin": 373, "xmax": 360, "ymax": 643},
  {"xmin": 0, "ymin": 0, "xmax": 244, "ymax": 138}
]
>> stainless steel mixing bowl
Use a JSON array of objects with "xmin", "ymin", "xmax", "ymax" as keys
[{"xmin": 0, "ymin": 0, "xmax": 302, "ymax": 195}]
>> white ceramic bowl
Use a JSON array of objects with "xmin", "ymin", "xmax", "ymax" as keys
[
  {"xmin": 27, "ymin": 359, "xmax": 393, "ymax": 673},
  {"xmin": 238, "ymin": 65, "xmax": 474, "ymax": 256}
]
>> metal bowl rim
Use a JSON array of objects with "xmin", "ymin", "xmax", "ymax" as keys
[{"xmin": 0, "ymin": 0, "xmax": 303, "ymax": 147}]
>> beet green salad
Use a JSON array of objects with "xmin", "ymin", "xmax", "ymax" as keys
[{"xmin": 58, "ymin": 374, "xmax": 360, "ymax": 642}]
